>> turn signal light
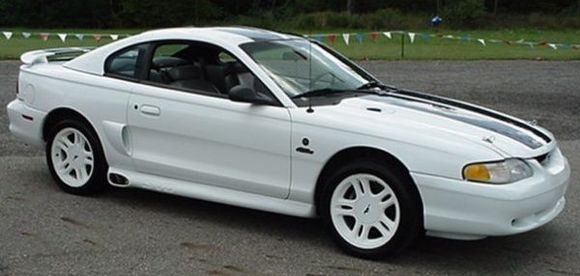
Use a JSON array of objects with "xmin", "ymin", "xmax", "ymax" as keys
[{"xmin": 463, "ymin": 164, "xmax": 491, "ymax": 182}]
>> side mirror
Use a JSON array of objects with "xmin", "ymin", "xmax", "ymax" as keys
[{"xmin": 229, "ymin": 85, "xmax": 271, "ymax": 105}]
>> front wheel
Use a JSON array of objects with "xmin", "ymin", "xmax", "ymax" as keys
[
  {"xmin": 320, "ymin": 160, "xmax": 421, "ymax": 259},
  {"xmin": 46, "ymin": 119, "xmax": 108, "ymax": 195}
]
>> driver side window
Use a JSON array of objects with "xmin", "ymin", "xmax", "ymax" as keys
[{"xmin": 143, "ymin": 41, "xmax": 280, "ymax": 106}]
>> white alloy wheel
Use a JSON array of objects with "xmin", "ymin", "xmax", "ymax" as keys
[
  {"xmin": 330, "ymin": 173, "xmax": 400, "ymax": 250},
  {"xmin": 50, "ymin": 127, "xmax": 94, "ymax": 188}
]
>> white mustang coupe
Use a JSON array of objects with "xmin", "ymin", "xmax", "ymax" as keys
[{"xmin": 7, "ymin": 27, "xmax": 570, "ymax": 258}]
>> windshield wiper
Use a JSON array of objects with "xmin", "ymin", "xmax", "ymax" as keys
[
  {"xmin": 290, "ymin": 88, "xmax": 351, "ymax": 99},
  {"xmin": 291, "ymin": 87, "xmax": 396, "ymax": 99},
  {"xmin": 357, "ymin": 80, "xmax": 385, "ymax": 90},
  {"xmin": 357, "ymin": 81, "xmax": 399, "ymax": 92}
]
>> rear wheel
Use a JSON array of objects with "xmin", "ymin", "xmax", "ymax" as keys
[
  {"xmin": 320, "ymin": 160, "xmax": 421, "ymax": 259},
  {"xmin": 46, "ymin": 119, "xmax": 108, "ymax": 195}
]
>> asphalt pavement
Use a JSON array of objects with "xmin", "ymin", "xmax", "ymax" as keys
[{"xmin": 0, "ymin": 60, "xmax": 579, "ymax": 275}]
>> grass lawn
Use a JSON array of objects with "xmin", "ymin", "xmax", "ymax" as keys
[{"xmin": 0, "ymin": 28, "xmax": 579, "ymax": 60}]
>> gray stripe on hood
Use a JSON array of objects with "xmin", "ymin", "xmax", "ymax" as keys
[{"xmin": 368, "ymin": 92, "xmax": 546, "ymax": 149}]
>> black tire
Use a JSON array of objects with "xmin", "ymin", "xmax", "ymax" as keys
[
  {"xmin": 319, "ymin": 159, "xmax": 422, "ymax": 259},
  {"xmin": 46, "ymin": 119, "xmax": 109, "ymax": 195}
]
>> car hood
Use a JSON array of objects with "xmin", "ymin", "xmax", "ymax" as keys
[{"xmin": 317, "ymin": 90, "xmax": 555, "ymax": 159}]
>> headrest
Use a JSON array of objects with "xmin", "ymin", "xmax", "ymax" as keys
[
  {"xmin": 206, "ymin": 62, "xmax": 250, "ymax": 77},
  {"xmin": 152, "ymin": 56, "xmax": 189, "ymax": 69},
  {"xmin": 229, "ymin": 62, "xmax": 250, "ymax": 74},
  {"xmin": 168, "ymin": 65, "xmax": 202, "ymax": 80}
]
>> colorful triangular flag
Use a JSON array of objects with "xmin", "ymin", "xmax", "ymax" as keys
[
  {"xmin": 382, "ymin": 32, "xmax": 392, "ymax": 39},
  {"xmin": 477, "ymin": 39, "xmax": 486, "ymax": 46},
  {"xmin": 342, "ymin": 33, "xmax": 350, "ymax": 45},
  {"xmin": 75, "ymin": 34, "xmax": 84, "ymax": 40},
  {"xmin": 110, "ymin": 34, "xmax": 119, "ymax": 41},
  {"xmin": 57, "ymin": 33, "xmax": 67, "ymax": 42},
  {"xmin": 93, "ymin": 34, "xmax": 102, "ymax": 42},
  {"xmin": 369, "ymin": 32, "xmax": 379, "ymax": 42},
  {"xmin": 327, "ymin": 34, "xmax": 337, "ymax": 45},
  {"xmin": 40, "ymin": 33, "xmax": 49, "ymax": 41},
  {"xmin": 2, "ymin": 32, "xmax": 13, "ymax": 40},
  {"xmin": 420, "ymin": 33, "xmax": 431, "ymax": 42},
  {"xmin": 548, "ymin": 43, "xmax": 557, "ymax": 50},
  {"xmin": 21, "ymin": 32, "xmax": 31, "ymax": 39},
  {"xmin": 355, "ymin": 33, "xmax": 363, "ymax": 43}
]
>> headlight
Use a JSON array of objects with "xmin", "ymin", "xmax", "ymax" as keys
[{"xmin": 463, "ymin": 159, "xmax": 533, "ymax": 184}]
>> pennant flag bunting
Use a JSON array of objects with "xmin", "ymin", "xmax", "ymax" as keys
[
  {"xmin": 2, "ymin": 32, "xmax": 13, "ymax": 40},
  {"xmin": 408, "ymin": 32, "xmax": 416, "ymax": 43},
  {"xmin": 355, "ymin": 33, "xmax": 363, "ymax": 43},
  {"xmin": 342, "ymin": 33, "xmax": 350, "ymax": 45},
  {"xmin": 0, "ymin": 29, "xmax": 574, "ymax": 53},
  {"xmin": 57, "ymin": 33, "xmax": 67, "ymax": 42}
]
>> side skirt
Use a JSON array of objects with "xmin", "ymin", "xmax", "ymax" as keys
[{"xmin": 107, "ymin": 167, "xmax": 316, "ymax": 218}]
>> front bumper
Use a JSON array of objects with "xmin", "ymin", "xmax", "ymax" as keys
[
  {"xmin": 6, "ymin": 99, "xmax": 46, "ymax": 146},
  {"xmin": 412, "ymin": 147, "xmax": 570, "ymax": 240}
]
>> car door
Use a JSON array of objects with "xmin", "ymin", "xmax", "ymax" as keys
[{"xmin": 127, "ymin": 41, "xmax": 292, "ymax": 199}]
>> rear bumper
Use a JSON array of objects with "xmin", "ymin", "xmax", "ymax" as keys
[
  {"xmin": 6, "ymin": 99, "xmax": 46, "ymax": 146},
  {"xmin": 412, "ymin": 147, "xmax": 570, "ymax": 240}
]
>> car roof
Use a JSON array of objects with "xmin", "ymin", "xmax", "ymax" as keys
[{"xmin": 64, "ymin": 26, "xmax": 303, "ymax": 75}]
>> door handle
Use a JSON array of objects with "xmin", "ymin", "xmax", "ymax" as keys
[{"xmin": 140, "ymin": 104, "xmax": 161, "ymax": 116}]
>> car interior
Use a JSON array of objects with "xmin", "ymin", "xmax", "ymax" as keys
[{"xmin": 146, "ymin": 42, "xmax": 275, "ymax": 103}]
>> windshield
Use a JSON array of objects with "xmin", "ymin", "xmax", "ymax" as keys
[{"xmin": 240, "ymin": 39, "xmax": 371, "ymax": 99}]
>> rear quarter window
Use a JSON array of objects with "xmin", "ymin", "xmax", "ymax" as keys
[{"xmin": 105, "ymin": 45, "xmax": 146, "ymax": 79}]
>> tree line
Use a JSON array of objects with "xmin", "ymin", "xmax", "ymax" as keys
[{"xmin": 0, "ymin": 0, "xmax": 578, "ymax": 28}]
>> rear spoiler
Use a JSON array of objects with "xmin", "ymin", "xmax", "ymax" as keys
[{"xmin": 20, "ymin": 47, "xmax": 95, "ymax": 65}]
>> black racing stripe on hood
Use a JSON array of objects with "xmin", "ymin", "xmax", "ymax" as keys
[
  {"xmin": 369, "ymin": 91, "xmax": 547, "ymax": 149},
  {"xmin": 395, "ymin": 90, "xmax": 552, "ymax": 144}
]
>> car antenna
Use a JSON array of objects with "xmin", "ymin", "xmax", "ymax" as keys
[{"xmin": 307, "ymin": 39, "xmax": 314, "ymax": 113}]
